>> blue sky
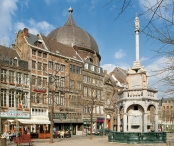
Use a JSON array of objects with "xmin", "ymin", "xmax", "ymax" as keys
[{"xmin": 0, "ymin": 0, "xmax": 166, "ymax": 98}]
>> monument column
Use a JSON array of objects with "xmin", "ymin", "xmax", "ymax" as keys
[
  {"xmin": 143, "ymin": 112, "xmax": 147, "ymax": 132},
  {"xmin": 117, "ymin": 114, "xmax": 120, "ymax": 132},
  {"xmin": 123, "ymin": 113, "xmax": 127, "ymax": 132}
]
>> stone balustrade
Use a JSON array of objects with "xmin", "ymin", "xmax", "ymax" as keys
[{"xmin": 118, "ymin": 89, "xmax": 156, "ymax": 99}]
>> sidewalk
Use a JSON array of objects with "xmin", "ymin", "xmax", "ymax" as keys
[{"xmin": 8, "ymin": 134, "xmax": 174, "ymax": 146}]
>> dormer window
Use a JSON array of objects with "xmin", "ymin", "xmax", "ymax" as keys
[
  {"xmin": 84, "ymin": 63, "xmax": 88, "ymax": 69},
  {"xmin": 91, "ymin": 65, "xmax": 94, "ymax": 71},
  {"xmin": 13, "ymin": 57, "xmax": 18, "ymax": 66},
  {"xmin": 97, "ymin": 68, "xmax": 100, "ymax": 73}
]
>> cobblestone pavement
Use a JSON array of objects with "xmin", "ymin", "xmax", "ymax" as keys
[{"xmin": 6, "ymin": 133, "xmax": 174, "ymax": 146}]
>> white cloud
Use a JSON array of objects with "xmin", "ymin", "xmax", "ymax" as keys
[
  {"xmin": 101, "ymin": 64, "xmax": 116, "ymax": 73},
  {"xmin": 140, "ymin": 56, "xmax": 149, "ymax": 62},
  {"xmin": 114, "ymin": 49, "xmax": 126, "ymax": 59},
  {"xmin": 15, "ymin": 19, "xmax": 55, "ymax": 36},
  {"xmin": 89, "ymin": 0, "xmax": 99, "ymax": 12},
  {"xmin": 0, "ymin": 0, "xmax": 18, "ymax": 46}
]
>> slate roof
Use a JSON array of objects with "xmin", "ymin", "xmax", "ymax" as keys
[
  {"xmin": 0, "ymin": 45, "xmax": 19, "ymax": 60},
  {"xmin": 0, "ymin": 45, "xmax": 28, "ymax": 70},
  {"xmin": 110, "ymin": 67, "xmax": 127, "ymax": 84},
  {"xmin": 41, "ymin": 35, "xmax": 82, "ymax": 61},
  {"xmin": 47, "ymin": 10, "xmax": 99, "ymax": 54}
]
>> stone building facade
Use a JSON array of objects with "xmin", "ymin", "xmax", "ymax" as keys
[
  {"xmin": 158, "ymin": 97, "xmax": 174, "ymax": 132},
  {"xmin": 0, "ymin": 45, "xmax": 30, "ymax": 134}
]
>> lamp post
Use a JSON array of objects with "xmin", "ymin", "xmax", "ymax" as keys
[{"xmin": 16, "ymin": 95, "xmax": 19, "ymax": 137}]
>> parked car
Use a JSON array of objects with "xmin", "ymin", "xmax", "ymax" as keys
[
  {"xmin": 88, "ymin": 130, "xmax": 95, "ymax": 135},
  {"xmin": 53, "ymin": 130, "xmax": 71, "ymax": 138}
]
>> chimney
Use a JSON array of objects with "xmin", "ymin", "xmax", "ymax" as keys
[
  {"xmin": 23, "ymin": 28, "xmax": 29, "ymax": 37},
  {"xmin": 104, "ymin": 70, "xmax": 107, "ymax": 77}
]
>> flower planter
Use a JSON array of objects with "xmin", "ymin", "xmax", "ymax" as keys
[
  {"xmin": 24, "ymin": 108, "xmax": 29, "ymax": 111},
  {"xmin": 9, "ymin": 82, "xmax": 15, "ymax": 85},
  {"xmin": 2, "ymin": 106, "xmax": 8, "ymax": 109},
  {"xmin": 16, "ymin": 84, "xmax": 22, "ymax": 87}
]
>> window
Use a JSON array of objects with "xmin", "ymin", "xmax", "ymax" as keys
[
  {"xmin": 72, "ymin": 65, "xmax": 75, "ymax": 73},
  {"xmin": 97, "ymin": 68, "xmax": 100, "ymax": 73},
  {"xmin": 70, "ymin": 80, "xmax": 74, "ymax": 89},
  {"xmin": 1, "ymin": 69, "xmax": 7, "ymax": 82},
  {"xmin": 43, "ymin": 53, "xmax": 47, "ymax": 58},
  {"xmin": 70, "ymin": 64, "xmax": 72, "ymax": 72},
  {"xmin": 76, "ymin": 66, "xmax": 81, "ymax": 74},
  {"xmin": 38, "ymin": 51, "xmax": 42, "ymax": 57},
  {"xmin": 83, "ymin": 75, "xmax": 87, "ymax": 82},
  {"xmin": 9, "ymin": 71, "xmax": 15, "ymax": 83},
  {"xmin": 31, "ymin": 93, "xmax": 36, "ymax": 103},
  {"xmin": 13, "ymin": 58, "xmax": 17, "ymax": 66},
  {"xmin": 16, "ymin": 72, "xmax": 22, "ymax": 84},
  {"xmin": 23, "ymin": 74, "xmax": 28, "ymax": 85},
  {"xmin": 77, "ymin": 82, "xmax": 81, "ymax": 90},
  {"xmin": 55, "ymin": 76, "xmax": 59, "ymax": 86},
  {"xmin": 92, "ymin": 78, "xmax": 95, "ymax": 84},
  {"xmin": 22, "ymin": 92, "xmax": 28, "ymax": 108},
  {"xmin": 60, "ymin": 77, "xmax": 65, "ymax": 87},
  {"xmin": 54, "ymin": 63, "xmax": 59, "ymax": 71},
  {"xmin": 32, "ymin": 76, "xmax": 36, "ymax": 85},
  {"xmin": 48, "ymin": 94, "xmax": 52, "ymax": 105},
  {"xmin": 9, "ymin": 90, "xmax": 15, "ymax": 107},
  {"xmin": 32, "ymin": 60, "xmax": 36, "ymax": 69},
  {"xmin": 37, "ymin": 77, "xmax": 42, "ymax": 86},
  {"xmin": 43, "ymin": 64, "xmax": 47, "ymax": 71},
  {"xmin": 77, "ymin": 124, "xmax": 82, "ymax": 131},
  {"xmin": 43, "ymin": 94, "xmax": 47, "ymax": 104},
  {"xmin": 1, "ymin": 90, "xmax": 7, "ymax": 106},
  {"xmin": 87, "ymin": 77, "xmax": 91, "ymax": 83},
  {"xmin": 60, "ymin": 64, "xmax": 65, "ymax": 71},
  {"xmin": 38, "ymin": 62, "xmax": 42, "ymax": 70},
  {"xmin": 84, "ymin": 87, "xmax": 87, "ymax": 97},
  {"xmin": 32, "ymin": 50, "xmax": 36, "ymax": 55},
  {"xmin": 88, "ymin": 88, "xmax": 91, "ymax": 97},
  {"xmin": 49, "ymin": 75, "xmax": 52, "ymax": 84},
  {"xmin": 48, "ymin": 61, "xmax": 53, "ymax": 69},
  {"xmin": 84, "ymin": 63, "xmax": 88, "ymax": 69},
  {"xmin": 43, "ymin": 78, "xmax": 47, "ymax": 87},
  {"xmin": 91, "ymin": 65, "xmax": 94, "ymax": 71}
]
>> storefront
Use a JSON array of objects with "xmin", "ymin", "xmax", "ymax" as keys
[
  {"xmin": 52, "ymin": 113, "xmax": 83, "ymax": 135},
  {"xmin": 97, "ymin": 118, "xmax": 104, "ymax": 129}
]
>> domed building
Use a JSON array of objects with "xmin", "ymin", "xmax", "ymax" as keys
[
  {"xmin": 12, "ymin": 7, "xmax": 106, "ymax": 137},
  {"xmin": 48, "ymin": 7, "xmax": 101, "ymax": 66}
]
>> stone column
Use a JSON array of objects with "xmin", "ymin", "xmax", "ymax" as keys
[
  {"xmin": 155, "ymin": 113, "xmax": 158, "ymax": 132},
  {"xmin": 117, "ymin": 114, "xmax": 120, "ymax": 132},
  {"xmin": 143, "ymin": 112, "xmax": 147, "ymax": 132},
  {"xmin": 123, "ymin": 113, "xmax": 127, "ymax": 132}
]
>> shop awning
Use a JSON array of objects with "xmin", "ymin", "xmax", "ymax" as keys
[
  {"xmin": 11, "ymin": 119, "xmax": 50, "ymax": 125},
  {"xmin": 53, "ymin": 119, "xmax": 83, "ymax": 123},
  {"xmin": 3, "ymin": 119, "xmax": 14, "ymax": 125}
]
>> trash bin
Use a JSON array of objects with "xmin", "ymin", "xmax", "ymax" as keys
[{"xmin": 0, "ymin": 138, "xmax": 7, "ymax": 146}]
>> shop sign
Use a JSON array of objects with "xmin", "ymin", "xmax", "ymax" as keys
[
  {"xmin": 33, "ymin": 87, "xmax": 46, "ymax": 93},
  {"xmin": 51, "ymin": 113, "xmax": 66, "ymax": 119},
  {"xmin": 0, "ymin": 110, "xmax": 30, "ymax": 118},
  {"xmin": 97, "ymin": 118, "xmax": 104, "ymax": 123}
]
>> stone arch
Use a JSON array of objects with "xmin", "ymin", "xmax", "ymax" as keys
[
  {"xmin": 147, "ymin": 104, "xmax": 156, "ymax": 132},
  {"xmin": 126, "ymin": 104, "xmax": 145, "ymax": 132},
  {"xmin": 125, "ymin": 103, "xmax": 145, "ymax": 113}
]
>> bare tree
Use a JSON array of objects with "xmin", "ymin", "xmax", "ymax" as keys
[
  {"xmin": 105, "ymin": 0, "xmax": 174, "ymax": 96},
  {"xmin": 82, "ymin": 87, "xmax": 103, "ymax": 140}
]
